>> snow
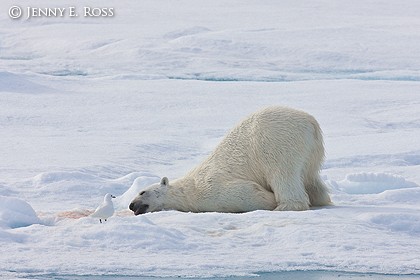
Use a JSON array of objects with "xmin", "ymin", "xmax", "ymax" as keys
[
  {"xmin": 331, "ymin": 172, "xmax": 418, "ymax": 194},
  {"xmin": 1, "ymin": 0, "xmax": 420, "ymax": 278},
  {"xmin": 0, "ymin": 196, "xmax": 40, "ymax": 229}
]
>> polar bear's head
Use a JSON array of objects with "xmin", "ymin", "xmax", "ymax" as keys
[{"xmin": 129, "ymin": 177, "xmax": 169, "ymax": 215}]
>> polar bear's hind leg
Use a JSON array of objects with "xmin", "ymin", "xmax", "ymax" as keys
[
  {"xmin": 270, "ymin": 171, "xmax": 310, "ymax": 211},
  {"xmin": 305, "ymin": 175, "xmax": 331, "ymax": 207}
]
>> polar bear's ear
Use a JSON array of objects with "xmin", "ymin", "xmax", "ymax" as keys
[{"xmin": 161, "ymin": 177, "xmax": 169, "ymax": 186}]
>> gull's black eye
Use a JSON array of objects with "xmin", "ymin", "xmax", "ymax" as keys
[{"xmin": 140, "ymin": 191, "xmax": 146, "ymax": 195}]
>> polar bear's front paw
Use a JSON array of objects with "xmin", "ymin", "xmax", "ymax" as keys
[{"xmin": 274, "ymin": 202, "xmax": 309, "ymax": 211}]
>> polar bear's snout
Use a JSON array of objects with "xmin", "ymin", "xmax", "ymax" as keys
[
  {"xmin": 129, "ymin": 179, "xmax": 168, "ymax": 215},
  {"xmin": 129, "ymin": 200, "xmax": 149, "ymax": 215}
]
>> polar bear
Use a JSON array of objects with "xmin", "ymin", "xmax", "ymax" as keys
[{"xmin": 129, "ymin": 106, "xmax": 331, "ymax": 215}]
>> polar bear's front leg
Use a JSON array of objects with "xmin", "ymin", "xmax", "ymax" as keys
[{"xmin": 202, "ymin": 180, "xmax": 276, "ymax": 212}]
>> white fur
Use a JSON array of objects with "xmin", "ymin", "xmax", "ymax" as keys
[{"xmin": 129, "ymin": 106, "xmax": 331, "ymax": 215}]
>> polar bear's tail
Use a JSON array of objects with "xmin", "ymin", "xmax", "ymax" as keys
[{"xmin": 303, "ymin": 116, "xmax": 332, "ymax": 207}]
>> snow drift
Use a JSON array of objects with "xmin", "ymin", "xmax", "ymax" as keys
[
  {"xmin": 0, "ymin": 196, "xmax": 40, "ymax": 229},
  {"xmin": 333, "ymin": 172, "xmax": 418, "ymax": 194}
]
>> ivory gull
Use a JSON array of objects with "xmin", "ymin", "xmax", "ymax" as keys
[{"xmin": 91, "ymin": 193, "xmax": 116, "ymax": 223}]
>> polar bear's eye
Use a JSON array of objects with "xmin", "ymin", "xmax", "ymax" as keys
[{"xmin": 140, "ymin": 191, "xmax": 146, "ymax": 195}]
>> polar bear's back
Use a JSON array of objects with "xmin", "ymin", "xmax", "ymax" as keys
[
  {"xmin": 249, "ymin": 106, "xmax": 324, "ymax": 159},
  {"xmin": 249, "ymin": 106, "xmax": 324, "ymax": 178},
  {"xmin": 191, "ymin": 106, "xmax": 324, "ymax": 189}
]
